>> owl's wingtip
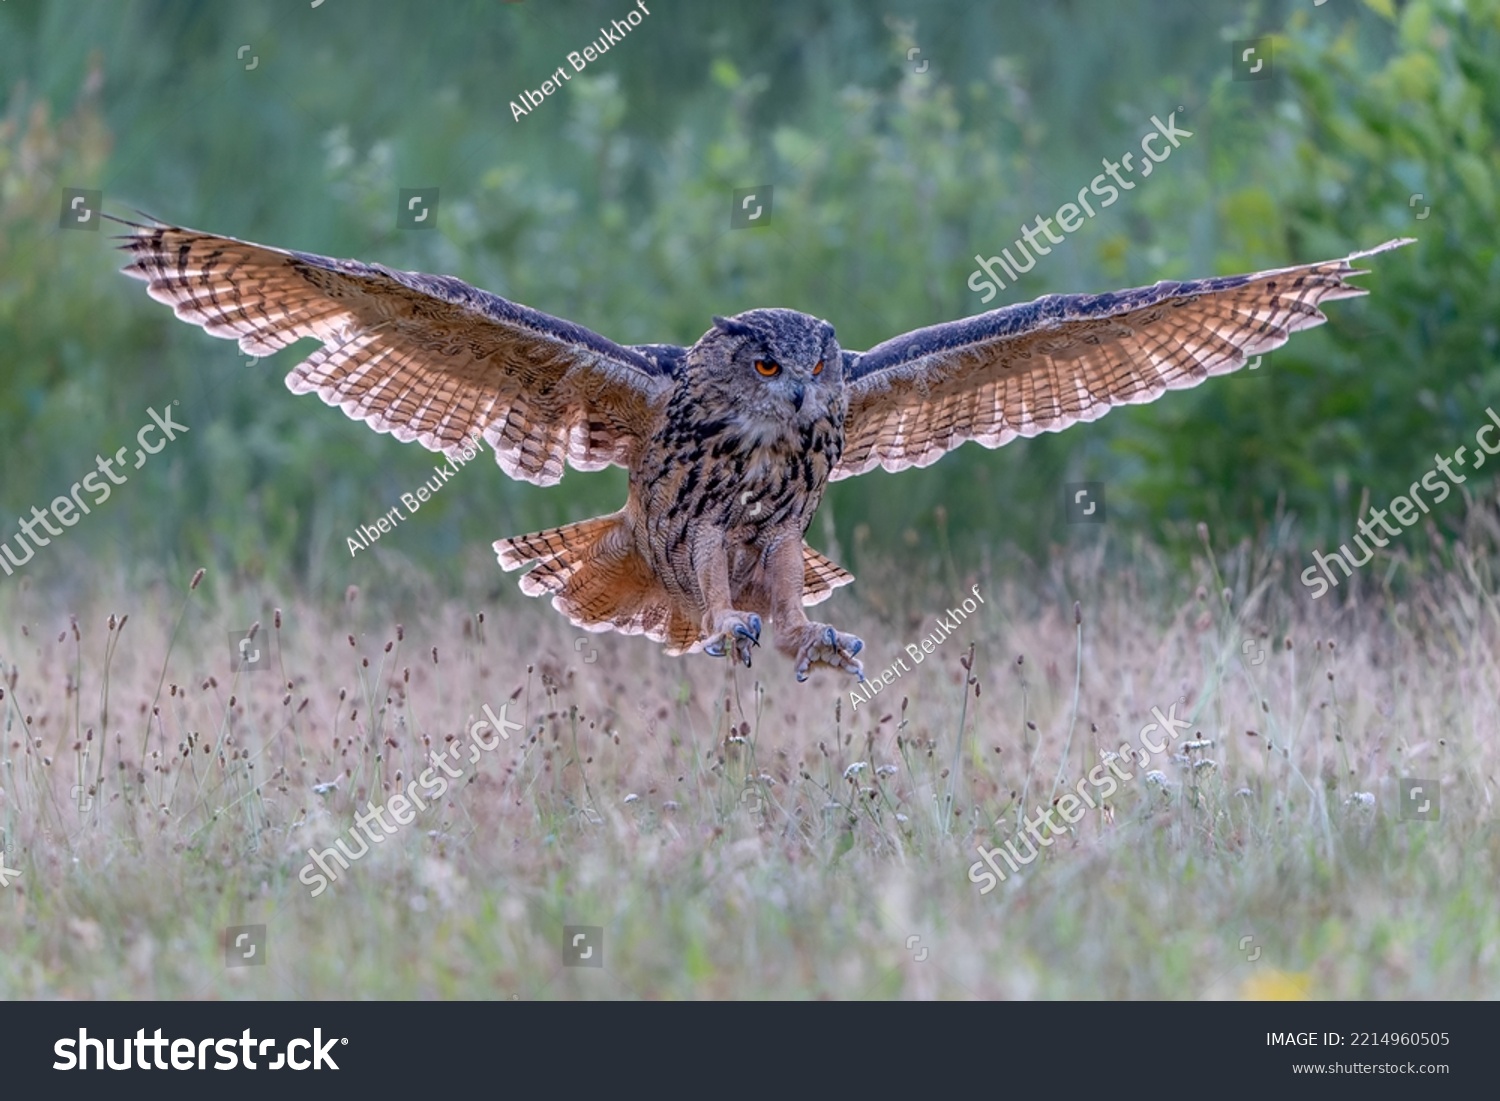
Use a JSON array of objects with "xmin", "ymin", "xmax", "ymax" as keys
[{"xmin": 1351, "ymin": 237, "xmax": 1416, "ymax": 260}]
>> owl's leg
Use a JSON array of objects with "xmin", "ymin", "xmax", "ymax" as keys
[
  {"xmin": 765, "ymin": 535, "xmax": 865, "ymax": 682},
  {"xmin": 694, "ymin": 530, "xmax": 761, "ymax": 667}
]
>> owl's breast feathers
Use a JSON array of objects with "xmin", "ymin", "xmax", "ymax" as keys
[{"xmin": 638, "ymin": 398, "xmax": 844, "ymax": 550}]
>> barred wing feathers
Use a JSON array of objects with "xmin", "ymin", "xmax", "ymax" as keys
[
  {"xmin": 834, "ymin": 240, "xmax": 1413, "ymax": 479},
  {"xmin": 114, "ymin": 218, "xmax": 675, "ymax": 486}
]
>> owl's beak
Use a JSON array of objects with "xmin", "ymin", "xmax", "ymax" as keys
[{"xmin": 790, "ymin": 383, "xmax": 806, "ymax": 411}]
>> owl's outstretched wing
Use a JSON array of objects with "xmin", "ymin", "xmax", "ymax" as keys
[
  {"xmin": 114, "ymin": 218, "xmax": 678, "ymax": 486},
  {"xmin": 832, "ymin": 239, "xmax": 1413, "ymax": 480}
]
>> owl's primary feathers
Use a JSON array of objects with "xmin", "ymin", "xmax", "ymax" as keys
[{"xmin": 115, "ymin": 217, "xmax": 1410, "ymax": 681}]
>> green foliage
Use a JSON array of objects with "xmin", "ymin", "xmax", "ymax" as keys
[
  {"xmin": 1130, "ymin": 0, "xmax": 1500, "ymax": 549},
  {"xmin": 1, "ymin": 0, "xmax": 1494, "ymax": 590}
]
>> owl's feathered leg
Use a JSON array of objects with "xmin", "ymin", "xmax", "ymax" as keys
[
  {"xmin": 764, "ymin": 535, "xmax": 865, "ymax": 682},
  {"xmin": 693, "ymin": 529, "xmax": 761, "ymax": 667}
]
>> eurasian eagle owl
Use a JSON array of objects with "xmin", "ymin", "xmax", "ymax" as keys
[{"xmin": 115, "ymin": 217, "xmax": 1410, "ymax": 681}]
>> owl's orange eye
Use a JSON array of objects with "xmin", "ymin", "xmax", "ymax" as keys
[
  {"xmin": 754, "ymin": 359, "xmax": 780, "ymax": 377},
  {"xmin": 812, "ymin": 359, "xmax": 825, "ymax": 376}
]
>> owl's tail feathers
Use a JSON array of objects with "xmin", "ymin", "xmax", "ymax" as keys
[
  {"xmin": 801, "ymin": 544, "xmax": 855, "ymax": 606},
  {"xmin": 495, "ymin": 514, "xmax": 703, "ymax": 655}
]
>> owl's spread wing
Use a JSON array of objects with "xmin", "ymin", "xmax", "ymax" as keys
[
  {"xmin": 115, "ymin": 218, "xmax": 676, "ymax": 486},
  {"xmin": 832, "ymin": 239, "xmax": 1413, "ymax": 480}
]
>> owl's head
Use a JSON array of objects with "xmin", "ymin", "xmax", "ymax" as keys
[{"xmin": 689, "ymin": 309, "xmax": 844, "ymax": 432}]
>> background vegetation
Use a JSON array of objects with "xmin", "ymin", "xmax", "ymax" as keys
[
  {"xmin": 3, "ymin": 0, "xmax": 1499, "ymax": 1003},
  {"xmin": 2, "ymin": 0, "xmax": 1496, "ymax": 596},
  {"xmin": 4, "ymin": 512, "xmax": 1500, "ymax": 999}
]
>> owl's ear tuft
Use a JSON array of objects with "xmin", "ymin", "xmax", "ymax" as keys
[{"xmin": 713, "ymin": 315, "xmax": 758, "ymax": 339}]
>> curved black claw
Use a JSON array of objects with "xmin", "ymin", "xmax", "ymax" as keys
[
  {"xmin": 733, "ymin": 613, "xmax": 762, "ymax": 645},
  {"xmin": 707, "ymin": 612, "xmax": 762, "ymax": 666}
]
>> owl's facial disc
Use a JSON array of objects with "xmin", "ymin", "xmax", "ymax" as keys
[
  {"xmin": 752, "ymin": 354, "xmax": 825, "ymax": 414},
  {"xmin": 696, "ymin": 309, "xmax": 842, "ymax": 434}
]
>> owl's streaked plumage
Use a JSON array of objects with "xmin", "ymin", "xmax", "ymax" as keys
[{"xmin": 114, "ymin": 216, "xmax": 1410, "ymax": 681}]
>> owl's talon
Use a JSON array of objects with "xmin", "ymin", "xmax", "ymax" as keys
[
  {"xmin": 733, "ymin": 614, "xmax": 761, "ymax": 644},
  {"xmin": 783, "ymin": 622, "xmax": 866, "ymax": 683},
  {"xmin": 707, "ymin": 610, "xmax": 761, "ymax": 668}
]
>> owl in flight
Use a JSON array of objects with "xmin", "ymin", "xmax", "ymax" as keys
[{"xmin": 115, "ymin": 217, "xmax": 1410, "ymax": 681}]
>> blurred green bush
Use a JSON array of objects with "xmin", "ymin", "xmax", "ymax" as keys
[{"xmin": 0, "ymin": 0, "xmax": 1494, "ymax": 592}]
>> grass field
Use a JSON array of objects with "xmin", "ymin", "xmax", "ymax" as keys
[{"xmin": 2, "ymin": 517, "xmax": 1498, "ymax": 1000}]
